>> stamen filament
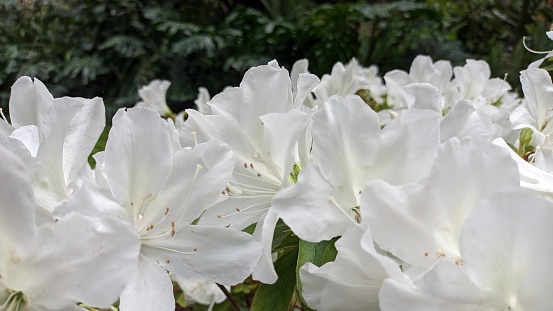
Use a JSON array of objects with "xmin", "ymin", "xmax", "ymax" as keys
[
  {"xmin": 328, "ymin": 196, "xmax": 361, "ymax": 227},
  {"xmin": 523, "ymin": 36, "xmax": 552, "ymax": 54}
]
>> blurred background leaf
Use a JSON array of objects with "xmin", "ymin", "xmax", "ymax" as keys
[{"xmin": 0, "ymin": 0, "xmax": 552, "ymax": 118}]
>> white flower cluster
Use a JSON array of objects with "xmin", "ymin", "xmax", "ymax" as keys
[{"xmin": 2, "ymin": 50, "xmax": 553, "ymax": 310}]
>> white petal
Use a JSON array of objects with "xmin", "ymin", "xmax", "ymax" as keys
[
  {"xmin": 62, "ymin": 97, "xmax": 105, "ymax": 184},
  {"xmin": 0, "ymin": 118, "xmax": 14, "ymax": 136},
  {"xmin": 461, "ymin": 189, "xmax": 553, "ymax": 310},
  {"xmin": 8, "ymin": 76, "xmax": 53, "ymax": 129},
  {"xmin": 293, "ymin": 73, "xmax": 320, "ymax": 108},
  {"xmin": 520, "ymin": 68, "xmax": 553, "ymax": 128},
  {"xmin": 363, "ymin": 138, "xmax": 520, "ymax": 267},
  {"xmin": 312, "ymin": 95, "xmax": 381, "ymax": 190},
  {"xmin": 0, "ymin": 145, "xmax": 36, "ymax": 246},
  {"xmin": 440, "ymin": 100, "xmax": 493, "ymax": 142},
  {"xmin": 403, "ymin": 83, "xmax": 442, "ymax": 111},
  {"xmin": 239, "ymin": 63, "xmax": 293, "ymax": 148},
  {"xmin": 251, "ymin": 210, "xmax": 279, "ymax": 284},
  {"xmin": 142, "ymin": 224, "xmax": 262, "ymax": 285},
  {"xmin": 259, "ymin": 110, "xmax": 309, "ymax": 180},
  {"xmin": 199, "ymin": 195, "xmax": 271, "ymax": 230},
  {"xmin": 9, "ymin": 125, "xmax": 40, "ymax": 157},
  {"xmin": 300, "ymin": 224, "xmax": 404, "ymax": 311},
  {"xmin": 180, "ymin": 109, "xmax": 254, "ymax": 162},
  {"xmin": 272, "ymin": 164, "xmax": 356, "ymax": 242},
  {"xmin": 374, "ymin": 109, "xmax": 441, "ymax": 184},
  {"xmin": 208, "ymin": 87, "xmax": 243, "ymax": 125},
  {"xmin": 379, "ymin": 260, "xmax": 491, "ymax": 311},
  {"xmin": 105, "ymin": 107, "xmax": 172, "ymax": 207},
  {"xmin": 34, "ymin": 97, "xmax": 84, "ymax": 216},
  {"xmin": 120, "ymin": 257, "xmax": 174, "ymax": 311},
  {"xmin": 24, "ymin": 214, "xmax": 140, "ymax": 310},
  {"xmin": 493, "ymin": 138, "xmax": 553, "ymax": 193},
  {"xmin": 139, "ymin": 140, "xmax": 234, "ymax": 229}
]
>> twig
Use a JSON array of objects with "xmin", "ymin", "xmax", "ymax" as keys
[{"xmin": 216, "ymin": 283, "xmax": 241, "ymax": 311}]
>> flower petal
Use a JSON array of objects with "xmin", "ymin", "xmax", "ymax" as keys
[
  {"xmin": 24, "ymin": 214, "xmax": 140, "ymax": 310},
  {"xmin": 143, "ymin": 224, "xmax": 262, "ymax": 285},
  {"xmin": 104, "ymin": 107, "xmax": 172, "ymax": 207},
  {"xmin": 119, "ymin": 256, "xmax": 174, "ymax": 311}
]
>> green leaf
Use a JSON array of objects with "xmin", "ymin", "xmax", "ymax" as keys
[
  {"xmin": 175, "ymin": 291, "xmax": 186, "ymax": 308},
  {"xmin": 295, "ymin": 238, "xmax": 338, "ymax": 309},
  {"xmin": 250, "ymin": 247, "xmax": 299, "ymax": 311}
]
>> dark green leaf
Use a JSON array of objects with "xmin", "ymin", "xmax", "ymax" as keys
[
  {"xmin": 295, "ymin": 238, "xmax": 338, "ymax": 308},
  {"xmin": 250, "ymin": 247, "xmax": 299, "ymax": 311}
]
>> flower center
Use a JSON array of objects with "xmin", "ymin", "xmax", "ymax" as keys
[{"xmin": 1, "ymin": 290, "xmax": 28, "ymax": 311}]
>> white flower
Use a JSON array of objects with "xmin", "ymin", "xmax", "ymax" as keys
[
  {"xmin": 384, "ymin": 55, "xmax": 455, "ymax": 109},
  {"xmin": 380, "ymin": 189, "xmax": 553, "ymax": 310},
  {"xmin": 313, "ymin": 58, "xmax": 386, "ymax": 105},
  {"xmin": 135, "ymin": 80, "xmax": 172, "ymax": 116},
  {"xmin": 300, "ymin": 223, "xmax": 406, "ymax": 311},
  {"xmin": 55, "ymin": 106, "xmax": 261, "ymax": 311},
  {"xmin": 194, "ymin": 87, "xmax": 212, "ymax": 115},
  {"xmin": 173, "ymin": 275, "xmax": 227, "ymax": 311},
  {"xmin": 510, "ymin": 68, "xmax": 553, "ymax": 169},
  {"xmin": 271, "ymin": 95, "xmax": 442, "ymax": 242},
  {"xmin": 0, "ymin": 144, "xmax": 140, "ymax": 311},
  {"xmin": 525, "ymin": 30, "xmax": 553, "ymax": 68},
  {"xmin": 362, "ymin": 137, "xmax": 520, "ymax": 272},
  {"xmin": 0, "ymin": 76, "xmax": 105, "ymax": 224},
  {"xmin": 181, "ymin": 60, "xmax": 318, "ymax": 283}
]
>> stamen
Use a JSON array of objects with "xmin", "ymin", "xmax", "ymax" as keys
[
  {"xmin": 174, "ymin": 163, "xmax": 203, "ymax": 225},
  {"xmin": 146, "ymin": 244, "xmax": 198, "ymax": 255},
  {"xmin": 328, "ymin": 196, "xmax": 361, "ymax": 227},
  {"xmin": 191, "ymin": 131, "xmax": 198, "ymax": 146},
  {"xmin": 0, "ymin": 108, "xmax": 8, "ymax": 123},
  {"xmin": 523, "ymin": 36, "xmax": 552, "ymax": 54}
]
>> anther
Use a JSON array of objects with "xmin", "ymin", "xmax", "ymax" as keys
[
  {"xmin": 166, "ymin": 259, "xmax": 171, "ymax": 264},
  {"xmin": 250, "ymin": 163, "xmax": 254, "ymax": 169},
  {"xmin": 236, "ymin": 208, "xmax": 241, "ymax": 212},
  {"xmin": 217, "ymin": 214, "xmax": 222, "ymax": 218},
  {"xmin": 257, "ymin": 173, "xmax": 261, "ymax": 177},
  {"xmin": 165, "ymin": 207, "xmax": 170, "ymax": 216},
  {"xmin": 193, "ymin": 248, "xmax": 197, "ymax": 252},
  {"xmin": 424, "ymin": 252, "xmax": 428, "ymax": 257},
  {"xmin": 244, "ymin": 162, "xmax": 248, "ymax": 168}
]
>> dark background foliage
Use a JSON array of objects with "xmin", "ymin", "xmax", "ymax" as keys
[{"xmin": 1, "ymin": 0, "xmax": 552, "ymax": 118}]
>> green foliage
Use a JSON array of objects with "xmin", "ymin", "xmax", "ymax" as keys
[
  {"xmin": 250, "ymin": 247, "xmax": 299, "ymax": 311},
  {"xmin": 3, "ymin": 0, "xmax": 550, "ymax": 117},
  {"xmin": 295, "ymin": 238, "xmax": 338, "ymax": 309}
]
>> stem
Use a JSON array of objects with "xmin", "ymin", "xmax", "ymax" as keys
[{"xmin": 217, "ymin": 283, "xmax": 240, "ymax": 311}]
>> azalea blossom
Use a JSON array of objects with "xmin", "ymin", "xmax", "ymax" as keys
[
  {"xmin": 0, "ymin": 144, "xmax": 140, "ymax": 311},
  {"xmin": 380, "ymin": 189, "xmax": 553, "ymax": 310},
  {"xmin": 135, "ymin": 79, "xmax": 173, "ymax": 116},
  {"xmin": 271, "ymin": 94, "xmax": 442, "ymax": 242},
  {"xmin": 0, "ymin": 76, "xmax": 105, "ymax": 224},
  {"xmin": 300, "ymin": 223, "xmax": 406, "ymax": 311},
  {"xmin": 362, "ymin": 137, "xmax": 520, "ymax": 272},
  {"xmin": 312, "ymin": 58, "xmax": 386, "ymax": 105},
  {"xmin": 181, "ymin": 60, "xmax": 318, "ymax": 283},
  {"xmin": 525, "ymin": 30, "xmax": 553, "ymax": 68},
  {"xmin": 172, "ymin": 275, "xmax": 228, "ymax": 311},
  {"xmin": 55, "ymin": 106, "xmax": 262, "ymax": 310},
  {"xmin": 384, "ymin": 55, "xmax": 455, "ymax": 109}
]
